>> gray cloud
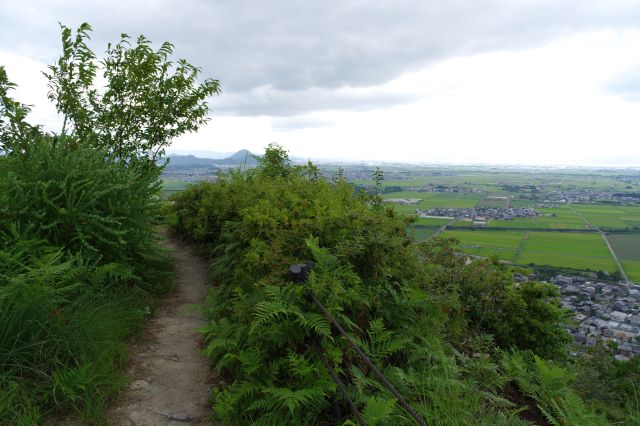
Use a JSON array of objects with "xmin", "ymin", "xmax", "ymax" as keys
[
  {"xmin": 2, "ymin": 0, "xmax": 640, "ymax": 116},
  {"xmin": 216, "ymin": 86, "xmax": 419, "ymax": 116}
]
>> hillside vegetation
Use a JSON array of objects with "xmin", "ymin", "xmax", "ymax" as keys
[
  {"xmin": 0, "ymin": 139, "xmax": 173, "ymax": 422},
  {"xmin": 0, "ymin": 23, "xmax": 218, "ymax": 423}
]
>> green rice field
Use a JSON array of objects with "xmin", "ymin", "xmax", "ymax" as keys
[
  {"xmin": 441, "ymin": 230, "xmax": 618, "ymax": 271},
  {"xmin": 621, "ymin": 260, "xmax": 640, "ymax": 283},
  {"xmin": 369, "ymin": 171, "xmax": 640, "ymax": 277},
  {"xmin": 413, "ymin": 217, "xmax": 452, "ymax": 227},
  {"xmin": 408, "ymin": 226, "xmax": 439, "ymax": 241},
  {"xmin": 607, "ymin": 233, "xmax": 640, "ymax": 260},
  {"xmin": 162, "ymin": 179, "xmax": 189, "ymax": 191},
  {"xmin": 383, "ymin": 191, "xmax": 482, "ymax": 211},
  {"xmin": 608, "ymin": 233, "xmax": 640, "ymax": 282},
  {"xmin": 489, "ymin": 218, "xmax": 585, "ymax": 230},
  {"xmin": 517, "ymin": 232, "xmax": 616, "ymax": 271},
  {"xmin": 573, "ymin": 205, "xmax": 640, "ymax": 229},
  {"xmin": 442, "ymin": 230, "xmax": 525, "ymax": 261},
  {"xmin": 475, "ymin": 196, "xmax": 508, "ymax": 208}
]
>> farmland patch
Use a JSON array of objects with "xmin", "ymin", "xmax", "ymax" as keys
[
  {"xmin": 607, "ymin": 233, "xmax": 640, "ymax": 261},
  {"xmin": 518, "ymin": 232, "xmax": 616, "ymax": 271}
]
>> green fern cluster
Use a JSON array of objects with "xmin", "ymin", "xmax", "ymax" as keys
[{"xmin": 502, "ymin": 351, "xmax": 610, "ymax": 425}]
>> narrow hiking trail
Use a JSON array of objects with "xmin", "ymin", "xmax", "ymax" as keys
[{"xmin": 109, "ymin": 236, "xmax": 212, "ymax": 426}]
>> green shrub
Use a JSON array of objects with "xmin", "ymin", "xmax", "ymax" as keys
[
  {"xmin": 420, "ymin": 242, "xmax": 572, "ymax": 360},
  {"xmin": 1, "ymin": 21, "xmax": 215, "ymax": 423},
  {"xmin": 0, "ymin": 137, "xmax": 170, "ymax": 288},
  {"xmin": 571, "ymin": 343, "xmax": 640, "ymax": 424}
]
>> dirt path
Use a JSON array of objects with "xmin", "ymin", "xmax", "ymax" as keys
[
  {"xmin": 109, "ymin": 236, "xmax": 212, "ymax": 426},
  {"xmin": 425, "ymin": 218, "xmax": 456, "ymax": 241},
  {"xmin": 513, "ymin": 231, "xmax": 529, "ymax": 264},
  {"xmin": 569, "ymin": 204, "xmax": 591, "ymax": 230}
]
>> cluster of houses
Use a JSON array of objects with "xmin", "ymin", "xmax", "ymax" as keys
[
  {"xmin": 162, "ymin": 168, "xmax": 217, "ymax": 182},
  {"xmin": 384, "ymin": 198, "xmax": 422, "ymax": 205},
  {"xmin": 406, "ymin": 185, "xmax": 482, "ymax": 193},
  {"xmin": 542, "ymin": 190, "xmax": 640, "ymax": 205},
  {"xmin": 552, "ymin": 274, "xmax": 640, "ymax": 360},
  {"xmin": 416, "ymin": 207, "xmax": 538, "ymax": 224}
]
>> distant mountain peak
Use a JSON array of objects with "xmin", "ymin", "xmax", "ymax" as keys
[
  {"xmin": 162, "ymin": 149, "xmax": 258, "ymax": 170},
  {"xmin": 228, "ymin": 149, "xmax": 255, "ymax": 160}
]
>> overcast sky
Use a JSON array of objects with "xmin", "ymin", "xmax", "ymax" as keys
[{"xmin": 1, "ymin": 0, "xmax": 640, "ymax": 166}]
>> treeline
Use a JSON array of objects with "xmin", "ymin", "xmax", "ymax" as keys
[
  {"xmin": 168, "ymin": 145, "xmax": 639, "ymax": 425},
  {"xmin": 0, "ymin": 23, "xmax": 218, "ymax": 423}
]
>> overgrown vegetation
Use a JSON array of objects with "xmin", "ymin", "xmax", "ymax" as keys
[
  {"xmin": 168, "ymin": 145, "xmax": 631, "ymax": 425},
  {"xmin": 0, "ymin": 22, "xmax": 218, "ymax": 423},
  {"xmin": 0, "ymin": 240, "xmax": 158, "ymax": 423}
]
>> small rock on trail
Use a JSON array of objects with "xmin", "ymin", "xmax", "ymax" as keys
[{"xmin": 109, "ymin": 235, "xmax": 212, "ymax": 425}]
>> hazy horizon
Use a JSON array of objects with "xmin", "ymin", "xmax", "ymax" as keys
[{"xmin": 166, "ymin": 147, "xmax": 640, "ymax": 170}]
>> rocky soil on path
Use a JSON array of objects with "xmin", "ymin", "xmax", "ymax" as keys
[{"xmin": 109, "ymin": 236, "xmax": 212, "ymax": 426}]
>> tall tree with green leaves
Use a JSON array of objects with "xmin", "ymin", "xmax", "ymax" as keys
[
  {"xmin": 257, "ymin": 142, "xmax": 292, "ymax": 178},
  {"xmin": 43, "ymin": 22, "xmax": 221, "ymax": 162},
  {"xmin": 0, "ymin": 66, "xmax": 40, "ymax": 154}
]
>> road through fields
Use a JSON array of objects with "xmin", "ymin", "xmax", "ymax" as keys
[{"xmin": 601, "ymin": 232, "xmax": 631, "ymax": 283}]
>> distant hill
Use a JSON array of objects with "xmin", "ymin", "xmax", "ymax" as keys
[
  {"xmin": 164, "ymin": 155, "xmax": 218, "ymax": 169},
  {"xmin": 161, "ymin": 150, "xmax": 258, "ymax": 170},
  {"xmin": 225, "ymin": 149, "xmax": 257, "ymax": 165},
  {"xmin": 166, "ymin": 149, "xmax": 234, "ymax": 159}
]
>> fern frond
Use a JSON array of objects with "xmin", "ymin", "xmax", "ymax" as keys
[
  {"xmin": 295, "ymin": 312, "xmax": 332, "ymax": 338},
  {"xmin": 259, "ymin": 386, "xmax": 327, "ymax": 414},
  {"xmin": 363, "ymin": 395, "xmax": 397, "ymax": 426}
]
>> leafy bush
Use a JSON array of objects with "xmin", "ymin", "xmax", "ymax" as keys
[
  {"xmin": 420, "ymin": 240, "xmax": 572, "ymax": 360},
  {"xmin": 0, "ymin": 66, "xmax": 40, "ymax": 154},
  {"xmin": 0, "ymin": 137, "xmax": 170, "ymax": 287},
  {"xmin": 1, "ymin": 21, "xmax": 215, "ymax": 424},
  {"xmin": 43, "ymin": 23, "xmax": 220, "ymax": 162},
  {"xmin": 571, "ymin": 343, "xmax": 640, "ymax": 424}
]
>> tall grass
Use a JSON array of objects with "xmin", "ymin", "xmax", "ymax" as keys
[{"xmin": 0, "ymin": 241, "xmax": 166, "ymax": 423}]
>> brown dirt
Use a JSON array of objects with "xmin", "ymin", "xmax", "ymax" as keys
[{"xmin": 109, "ymin": 236, "xmax": 213, "ymax": 426}]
